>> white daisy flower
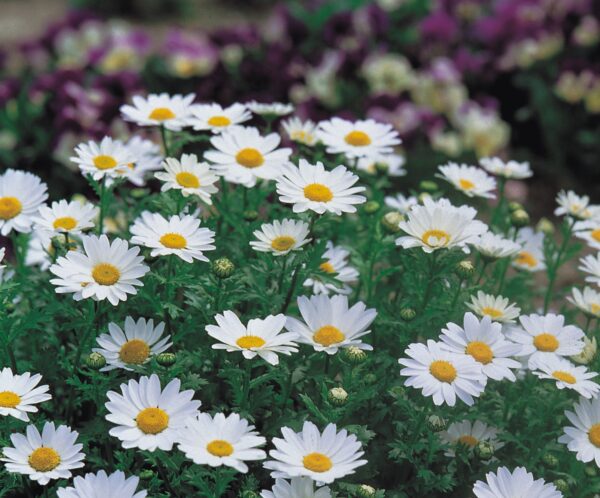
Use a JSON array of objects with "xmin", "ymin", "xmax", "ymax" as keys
[
  {"xmin": 473, "ymin": 466, "xmax": 562, "ymax": 498},
  {"xmin": 479, "ymin": 157, "xmax": 533, "ymax": 179},
  {"xmin": 574, "ymin": 221, "xmax": 600, "ymax": 250},
  {"xmin": 264, "ymin": 421, "xmax": 367, "ymax": 484},
  {"xmin": 93, "ymin": 316, "xmax": 172, "ymax": 371},
  {"xmin": 384, "ymin": 193, "xmax": 418, "ymax": 214},
  {"xmin": 188, "ymin": 103, "xmax": 251, "ymax": 133},
  {"xmin": 507, "ymin": 313, "xmax": 585, "ymax": 368},
  {"xmin": 439, "ymin": 312, "xmax": 522, "ymax": 382},
  {"xmin": 512, "ymin": 227, "xmax": 545, "ymax": 272},
  {"xmin": 71, "ymin": 136, "xmax": 134, "ymax": 181},
  {"xmin": 580, "ymin": 253, "xmax": 600, "ymax": 286},
  {"xmin": 155, "ymin": 153, "xmax": 219, "ymax": 204},
  {"xmin": 57, "ymin": 470, "xmax": 147, "ymax": 498},
  {"xmin": 0, "ymin": 169, "xmax": 48, "ymax": 236},
  {"xmin": 105, "ymin": 374, "xmax": 201, "ymax": 452},
  {"xmin": 439, "ymin": 420, "xmax": 503, "ymax": 457},
  {"xmin": 177, "ymin": 412, "xmax": 266, "ymax": 473},
  {"xmin": 471, "ymin": 232, "xmax": 521, "ymax": 260},
  {"xmin": 276, "ymin": 160, "xmax": 366, "ymax": 215},
  {"xmin": 25, "ymin": 230, "xmax": 55, "ymax": 271},
  {"xmin": 205, "ymin": 126, "xmax": 292, "ymax": 187},
  {"xmin": 555, "ymin": 190, "xmax": 593, "ymax": 219},
  {"xmin": 0, "ymin": 368, "xmax": 51, "ymax": 422},
  {"xmin": 530, "ymin": 355, "xmax": 600, "ymax": 399},
  {"xmin": 568, "ymin": 287, "xmax": 600, "ymax": 317},
  {"xmin": 437, "ymin": 163, "xmax": 496, "ymax": 199},
  {"xmin": 261, "ymin": 477, "xmax": 331, "ymax": 498},
  {"xmin": 250, "ymin": 219, "xmax": 311, "ymax": 256},
  {"xmin": 303, "ymin": 241, "xmax": 359, "ymax": 295},
  {"xmin": 205, "ymin": 311, "xmax": 298, "ymax": 366},
  {"xmin": 396, "ymin": 197, "xmax": 487, "ymax": 253},
  {"xmin": 123, "ymin": 136, "xmax": 163, "ymax": 187},
  {"xmin": 130, "ymin": 211, "xmax": 215, "ymax": 263},
  {"xmin": 399, "ymin": 339, "xmax": 487, "ymax": 406},
  {"xmin": 281, "ymin": 117, "xmax": 319, "ymax": 146},
  {"xmin": 1, "ymin": 421, "xmax": 85, "ymax": 485},
  {"xmin": 33, "ymin": 199, "xmax": 98, "ymax": 235},
  {"xmin": 49, "ymin": 234, "xmax": 149, "ymax": 306},
  {"xmin": 466, "ymin": 291, "xmax": 521, "ymax": 323},
  {"xmin": 120, "ymin": 93, "xmax": 195, "ymax": 131},
  {"xmin": 560, "ymin": 397, "xmax": 600, "ymax": 467},
  {"xmin": 356, "ymin": 153, "xmax": 406, "ymax": 177},
  {"xmin": 246, "ymin": 101, "xmax": 294, "ymax": 117},
  {"xmin": 317, "ymin": 117, "xmax": 401, "ymax": 159},
  {"xmin": 285, "ymin": 294, "xmax": 376, "ymax": 355}
]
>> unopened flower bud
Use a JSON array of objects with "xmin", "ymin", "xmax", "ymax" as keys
[
  {"xmin": 426, "ymin": 415, "xmax": 447, "ymax": 432},
  {"xmin": 156, "ymin": 352, "xmax": 176, "ymax": 367},
  {"xmin": 240, "ymin": 492, "xmax": 260, "ymax": 498},
  {"xmin": 364, "ymin": 373, "xmax": 377, "ymax": 385},
  {"xmin": 328, "ymin": 387, "xmax": 348, "ymax": 406},
  {"xmin": 356, "ymin": 484, "xmax": 377, "ymax": 498},
  {"xmin": 243, "ymin": 209, "xmax": 258, "ymax": 221},
  {"xmin": 85, "ymin": 352, "xmax": 106, "ymax": 370},
  {"xmin": 212, "ymin": 258, "xmax": 235, "ymax": 279},
  {"xmin": 343, "ymin": 346, "xmax": 368, "ymax": 364},
  {"xmin": 571, "ymin": 336, "xmax": 597, "ymax": 365},
  {"xmin": 381, "ymin": 211, "xmax": 403, "ymax": 233},
  {"xmin": 508, "ymin": 201, "xmax": 524, "ymax": 212},
  {"xmin": 400, "ymin": 308, "xmax": 416, "ymax": 321},
  {"xmin": 510, "ymin": 209, "xmax": 529, "ymax": 227},
  {"xmin": 364, "ymin": 201, "xmax": 381, "ymax": 214},
  {"xmin": 474, "ymin": 440, "xmax": 495, "ymax": 460},
  {"xmin": 130, "ymin": 188, "xmax": 148, "ymax": 199},
  {"xmin": 417, "ymin": 192, "xmax": 432, "ymax": 204},
  {"xmin": 455, "ymin": 260, "xmax": 475, "ymax": 280},
  {"xmin": 138, "ymin": 469, "xmax": 154, "ymax": 480},
  {"xmin": 585, "ymin": 464, "xmax": 598, "ymax": 477},
  {"xmin": 419, "ymin": 180, "xmax": 438, "ymax": 193},
  {"xmin": 536, "ymin": 217, "xmax": 554, "ymax": 235},
  {"xmin": 553, "ymin": 479, "xmax": 569, "ymax": 494}
]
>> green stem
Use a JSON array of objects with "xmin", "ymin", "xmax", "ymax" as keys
[
  {"xmin": 491, "ymin": 178, "xmax": 506, "ymax": 230},
  {"xmin": 280, "ymin": 262, "xmax": 302, "ymax": 314},
  {"xmin": 97, "ymin": 176, "xmax": 106, "ymax": 235},
  {"xmin": 543, "ymin": 218, "xmax": 575, "ymax": 313},
  {"xmin": 450, "ymin": 278, "xmax": 464, "ymax": 311},
  {"xmin": 10, "ymin": 232, "xmax": 22, "ymax": 275},
  {"xmin": 475, "ymin": 261, "xmax": 489, "ymax": 285},
  {"xmin": 420, "ymin": 252, "xmax": 439, "ymax": 313},
  {"xmin": 160, "ymin": 125, "xmax": 171, "ymax": 157},
  {"xmin": 278, "ymin": 254, "xmax": 289, "ymax": 293},
  {"xmin": 240, "ymin": 360, "xmax": 253, "ymax": 412}
]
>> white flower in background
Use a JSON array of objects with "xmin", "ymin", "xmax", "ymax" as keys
[
  {"xmin": 93, "ymin": 317, "xmax": 171, "ymax": 372},
  {"xmin": 530, "ymin": 355, "xmax": 599, "ymax": 399},
  {"xmin": 571, "ymin": 336, "xmax": 598, "ymax": 365},
  {"xmin": 25, "ymin": 231, "xmax": 54, "ymax": 271},
  {"xmin": 71, "ymin": 137, "xmax": 134, "ymax": 181},
  {"xmin": 471, "ymin": 232, "xmax": 521, "ymax": 260},
  {"xmin": 286, "ymin": 294, "xmax": 376, "ymax": 355},
  {"xmin": 437, "ymin": 163, "xmax": 496, "ymax": 199},
  {"xmin": 357, "ymin": 153, "xmax": 406, "ymax": 177},
  {"xmin": 0, "ymin": 368, "xmax": 51, "ymax": 422},
  {"xmin": 281, "ymin": 117, "xmax": 319, "ymax": 146},
  {"xmin": 362, "ymin": 53, "xmax": 415, "ymax": 95},
  {"xmin": 261, "ymin": 477, "xmax": 331, "ymax": 498},
  {"xmin": 277, "ymin": 160, "xmax": 366, "ymax": 215},
  {"xmin": 574, "ymin": 220, "xmax": 600, "ymax": 250},
  {"xmin": 555, "ymin": 190, "xmax": 594, "ymax": 219},
  {"xmin": 473, "ymin": 466, "xmax": 562, "ymax": 498},
  {"xmin": 466, "ymin": 291, "xmax": 521, "ymax": 323},
  {"xmin": 303, "ymin": 241, "xmax": 359, "ymax": 295},
  {"xmin": 177, "ymin": 412, "xmax": 266, "ymax": 472},
  {"xmin": 479, "ymin": 157, "xmax": 533, "ymax": 179},
  {"xmin": 1, "ymin": 422, "xmax": 85, "ymax": 485},
  {"xmin": 57, "ymin": 470, "xmax": 147, "ymax": 498},
  {"xmin": 205, "ymin": 126, "xmax": 292, "ymax": 187},
  {"xmin": 123, "ymin": 136, "xmax": 163, "ymax": 187},
  {"xmin": 155, "ymin": 153, "xmax": 219, "ymax": 204},
  {"xmin": 317, "ymin": 117, "xmax": 401, "ymax": 159},
  {"xmin": 246, "ymin": 101, "xmax": 294, "ymax": 117},
  {"xmin": 130, "ymin": 212, "xmax": 215, "ymax": 263},
  {"xmin": 206, "ymin": 312, "xmax": 299, "ymax": 365},
  {"xmin": 457, "ymin": 106, "xmax": 509, "ymax": 158},
  {"xmin": 49, "ymin": 235, "xmax": 149, "ymax": 306},
  {"xmin": 399, "ymin": 340, "xmax": 486, "ymax": 406},
  {"xmin": 264, "ymin": 421, "xmax": 367, "ymax": 484},
  {"xmin": 188, "ymin": 103, "xmax": 251, "ymax": 133},
  {"xmin": 568, "ymin": 287, "xmax": 600, "ymax": 317},
  {"xmin": 120, "ymin": 93, "xmax": 195, "ymax": 131},
  {"xmin": 439, "ymin": 420, "xmax": 503, "ymax": 457},
  {"xmin": 0, "ymin": 169, "xmax": 48, "ymax": 236},
  {"xmin": 560, "ymin": 397, "xmax": 600, "ymax": 467},
  {"xmin": 512, "ymin": 227, "xmax": 545, "ymax": 272},
  {"xmin": 439, "ymin": 312, "xmax": 522, "ymax": 382},
  {"xmin": 105, "ymin": 374, "xmax": 201, "ymax": 452},
  {"xmin": 250, "ymin": 219, "xmax": 311, "ymax": 256},
  {"xmin": 580, "ymin": 253, "xmax": 600, "ymax": 286},
  {"xmin": 396, "ymin": 197, "xmax": 487, "ymax": 253},
  {"xmin": 508, "ymin": 313, "xmax": 585, "ymax": 368},
  {"xmin": 384, "ymin": 193, "xmax": 418, "ymax": 214},
  {"xmin": 33, "ymin": 200, "xmax": 98, "ymax": 235}
]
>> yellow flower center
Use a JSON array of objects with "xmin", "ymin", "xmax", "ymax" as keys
[
  {"xmin": 206, "ymin": 439, "xmax": 234, "ymax": 457},
  {"xmin": 457, "ymin": 435, "xmax": 478, "ymax": 448},
  {"xmin": 93, "ymin": 155, "xmax": 118, "ymax": 170},
  {"xmin": 175, "ymin": 172, "xmax": 200, "ymax": 188},
  {"xmin": 344, "ymin": 130, "xmax": 371, "ymax": 146},
  {"xmin": 303, "ymin": 452, "xmax": 333, "ymax": 472},
  {"xmin": 458, "ymin": 178, "xmax": 475, "ymax": 190},
  {"xmin": 0, "ymin": 391, "xmax": 21, "ymax": 408},
  {"xmin": 28, "ymin": 447, "xmax": 61, "ymax": 472},
  {"xmin": 119, "ymin": 339, "xmax": 151, "ymax": 365},
  {"xmin": 271, "ymin": 236, "xmax": 296, "ymax": 252},
  {"xmin": 53, "ymin": 216, "xmax": 78, "ymax": 231},
  {"xmin": 160, "ymin": 233, "xmax": 187, "ymax": 249},
  {"xmin": 429, "ymin": 360, "xmax": 457, "ymax": 383},
  {"xmin": 552, "ymin": 370, "xmax": 576, "ymax": 384},
  {"xmin": 304, "ymin": 183, "xmax": 333, "ymax": 202},
  {"xmin": 313, "ymin": 325, "xmax": 345, "ymax": 346},
  {"xmin": 515, "ymin": 251, "xmax": 537, "ymax": 268},
  {"xmin": 591, "ymin": 229, "xmax": 600, "ymax": 242},
  {"xmin": 481, "ymin": 306, "xmax": 503, "ymax": 319},
  {"xmin": 319, "ymin": 262, "xmax": 335, "ymax": 274},
  {"xmin": 465, "ymin": 341, "xmax": 494, "ymax": 364},
  {"xmin": 0, "ymin": 197, "xmax": 22, "ymax": 220},
  {"xmin": 589, "ymin": 424, "xmax": 600, "ymax": 448},
  {"xmin": 136, "ymin": 407, "xmax": 169, "ymax": 434},
  {"xmin": 533, "ymin": 333, "xmax": 559, "ymax": 352},
  {"xmin": 236, "ymin": 148, "xmax": 264, "ymax": 168},
  {"xmin": 236, "ymin": 335, "xmax": 266, "ymax": 349},
  {"xmin": 148, "ymin": 107, "xmax": 176, "ymax": 121},
  {"xmin": 207, "ymin": 115, "xmax": 231, "ymax": 127},
  {"xmin": 421, "ymin": 229, "xmax": 451, "ymax": 248},
  {"xmin": 591, "ymin": 304, "xmax": 600, "ymax": 315},
  {"xmin": 92, "ymin": 263, "xmax": 121, "ymax": 286}
]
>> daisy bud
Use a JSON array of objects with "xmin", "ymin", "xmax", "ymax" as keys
[
  {"xmin": 364, "ymin": 201, "xmax": 381, "ymax": 214},
  {"xmin": 536, "ymin": 217, "xmax": 555, "ymax": 235},
  {"xmin": 585, "ymin": 465, "xmax": 598, "ymax": 477},
  {"xmin": 553, "ymin": 479, "xmax": 569, "ymax": 494},
  {"xmin": 85, "ymin": 352, "xmax": 106, "ymax": 370},
  {"xmin": 419, "ymin": 180, "xmax": 438, "ymax": 193},
  {"xmin": 243, "ymin": 209, "xmax": 258, "ymax": 221},
  {"xmin": 510, "ymin": 209, "xmax": 530, "ymax": 228},
  {"xmin": 212, "ymin": 257, "xmax": 235, "ymax": 279},
  {"xmin": 156, "ymin": 352, "xmax": 176, "ymax": 367},
  {"xmin": 364, "ymin": 373, "xmax": 377, "ymax": 385},
  {"xmin": 130, "ymin": 188, "xmax": 148, "ymax": 199},
  {"xmin": 417, "ymin": 192, "xmax": 432, "ymax": 204},
  {"xmin": 138, "ymin": 469, "xmax": 155, "ymax": 480},
  {"xmin": 343, "ymin": 346, "xmax": 368, "ymax": 364},
  {"xmin": 426, "ymin": 415, "xmax": 447, "ymax": 432},
  {"xmin": 542, "ymin": 453, "xmax": 559, "ymax": 469},
  {"xmin": 357, "ymin": 484, "xmax": 377, "ymax": 498},
  {"xmin": 328, "ymin": 387, "xmax": 348, "ymax": 406},
  {"xmin": 570, "ymin": 336, "xmax": 597, "ymax": 365},
  {"xmin": 454, "ymin": 260, "xmax": 475, "ymax": 280},
  {"xmin": 508, "ymin": 201, "xmax": 524, "ymax": 212},
  {"xmin": 381, "ymin": 211, "xmax": 403, "ymax": 233},
  {"xmin": 400, "ymin": 307, "xmax": 417, "ymax": 321},
  {"xmin": 240, "ymin": 493, "xmax": 259, "ymax": 498},
  {"xmin": 474, "ymin": 440, "xmax": 495, "ymax": 461}
]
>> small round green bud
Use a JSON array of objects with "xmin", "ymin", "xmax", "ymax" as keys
[
  {"xmin": 364, "ymin": 373, "xmax": 377, "ymax": 385},
  {"xmin": 130, "ymin": 188, "xmax": 148, "ymax": 199},
  {"xmin": 364, "ymin": 201, "xmax": 381, "ymax": 214},
  {"xmin": 243, "ymin": 209, "xmax": 258, "ymax": 221},
  {"xmin": 553, "ymin": 479, "xmax": 569, "ymax": 494},
  {"xmin": 356, "ymin": 484, "xmax": 377, "ymax": 498},
  {"xmin": 85, "ymin": 352, "xmax": 106, "ymax": 370},
  {"xmin": 375, "ymin": 162, "xmax": 390, "ymax": 174},
  {"xmin": 536, "ymin": 217, "xmax": 555, "ymax": 235},
  {"xmin": 156, "ymin": 352, "xmax": 176, "ymax": 367},
  {"xmin": 400, "ymin": 308, "xmax": 417, "ymax": 321},
  {"xmin": 388, "ymin": 385, "xmax": 406, "ymax": 398},
  {"xmin": 343, "ymin": 346, "xmax": 368, "ymax": 365},
  {"xmin": 381, "ymin": 211, "xmax": 403, "ymax": 233},
  {"xmin": 474, "ymin": 440, "xmax": 495, "ymax": 461},
  {"xmin": 138, "ymin": 469, "xmax": 155, "ymax": 480},
  {"xmin": 417, "ymin": 192, "xmax": 432, "ymax": 204},
  {"xmin": 426, "ymin": 415, "xmax": 447, "ymax": 432},
  {"xmin": 585, "ymin": 464, "xmax": 598, "ymax": 477},
  {"xmin": 212, "ymin": 258, "xmax": 235, "ymax": 279},
  {"xmin": 419, "ymin": 180, "xmax": 439, "ymax": 193},
  {"xmin": 240, "ymin": 492, "xmax": 260, "ymax": 498},
  {"xmin": 454, "ymin": 260, "xmax": 475, "ymax": 280},
  {"xmin": 328, "ymin": 387, "xmax": 348, "ymax": 406},
  {"xmin": 542, "ymin": 453, "xmax": 559, "ymax": 469},
  {"xmin": 510, "ymin": 209, "xmax": 530, "ymax": 228},
  {"xmin": 508, "ymin": 201, "xmax": 524, "ymax": 212}
]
